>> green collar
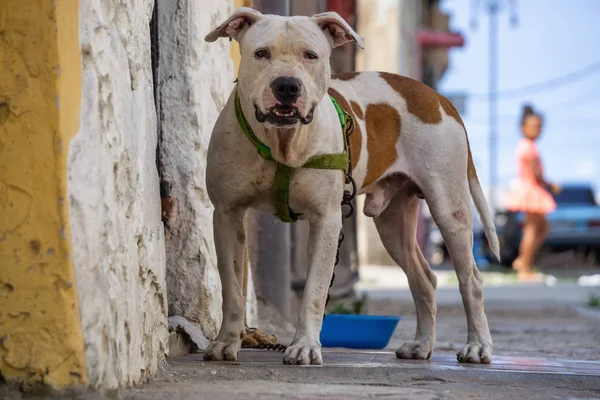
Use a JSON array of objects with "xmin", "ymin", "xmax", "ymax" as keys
[{"xmin": 234, "ymin": 89, "xmax": 350, "ymax": 223}]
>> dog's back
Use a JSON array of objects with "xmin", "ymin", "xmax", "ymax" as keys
[{"xmin": 329, "ymin": 71, "xmax": 499, "ymax": 259}]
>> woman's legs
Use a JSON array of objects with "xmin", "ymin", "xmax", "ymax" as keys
[
  {"xmin": 532, "ymin": 215, "xmax": 549, "ymax": 255},
  {"xmin": 513, "ymin": 212, "xmax": 547, "ymax": 280}
]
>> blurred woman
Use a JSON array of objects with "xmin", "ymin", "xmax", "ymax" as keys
[{"xmin": 505, "ymin": 104, "xmax": 560, "ymax": 282}]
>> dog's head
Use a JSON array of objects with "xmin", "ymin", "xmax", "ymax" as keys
[{"xmin": 205, "ymin": 8, "xmax": 364, "ymax": 128}]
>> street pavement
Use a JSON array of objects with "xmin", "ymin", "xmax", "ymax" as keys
[{"xmin": 4, "ymin": 266, "xmax": 600, "ymax": 399}]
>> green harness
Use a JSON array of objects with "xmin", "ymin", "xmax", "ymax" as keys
[{"xmin": 234, "ymin": 89, "xmax": 351, "ymax": 223}]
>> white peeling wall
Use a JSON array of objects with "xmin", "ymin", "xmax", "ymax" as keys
[
  {"xmin": 68, "ymin": 0, "xmax": 167, "ymax": 389},
  {"xmin": 158, "ymin": 0, "xmax": 245, "ymax": 339}
]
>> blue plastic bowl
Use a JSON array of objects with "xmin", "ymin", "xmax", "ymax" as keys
[{"xmin": 320, "ymin": 314, "xmax": 401, "ymax": 349}]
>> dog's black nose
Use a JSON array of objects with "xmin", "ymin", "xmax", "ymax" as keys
[{"xmin": 271, "ymin": 77, "xmax": 301, "ymax": 105}]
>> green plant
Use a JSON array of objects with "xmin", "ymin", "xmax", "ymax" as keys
[
  {"xmin": 588, "ymin": 293, "xmax": 600, "ymax": 308},
  {"xmin": 329, "ymin": 294, "xmax": 368, "ymax": 315}
]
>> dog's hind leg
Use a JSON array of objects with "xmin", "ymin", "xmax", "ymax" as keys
[
  {"xmin": 425, "ymin": 180, "xmax": 493, "ymax": 364},
  {"xmin": 373, "ymin": 185, "xmax": 437, "ymax": 360},
  {"xmin": 204, "ymin": 206, "xmax": 247, "ymax": 362}
]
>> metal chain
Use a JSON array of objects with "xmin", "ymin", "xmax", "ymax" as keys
[
  {"xmin": 251, "ymin": 342, "xmax": 289, "ymax": 352},
  {"xmin": 325, "ymin": 112, "xmax": 357, "ymax": 310},
  {"xmin": 242, "ymin": 113, "xmax": 356, "ymax": 353}
]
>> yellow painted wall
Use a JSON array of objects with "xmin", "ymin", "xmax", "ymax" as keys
[
  {"xmin": 230, "ymin": 0, "xmax": 253, "ymax": 76},
  {"xmin": 0, "ymin": 0, "xmax": 87, "ymax": 390}
]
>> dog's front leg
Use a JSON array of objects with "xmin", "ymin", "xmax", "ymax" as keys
[
  {"xmin": 204, "ymin": 206, "xmax": 246, "ymax": 361},
  {"xmin": 284, "ymin": 212, "xmax": 342, "ymax": 365}
]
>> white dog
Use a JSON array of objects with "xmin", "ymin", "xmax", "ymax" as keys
[{"xmin": 204, "ymin": 7, "xmax": 499, "ymax": 366}]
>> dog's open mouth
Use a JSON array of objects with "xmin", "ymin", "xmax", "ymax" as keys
[{"xmin": 255, "ymin": 104, "xmax": 314, "ymax": 126}]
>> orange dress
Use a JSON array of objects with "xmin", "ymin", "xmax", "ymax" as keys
[{"xmin": 505, "ymin": 138, "xmax": 556, "ymax": 214}]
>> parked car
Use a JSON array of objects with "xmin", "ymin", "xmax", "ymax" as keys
[{"xmin": 494, "ymin": 183, "xmax": 600, "ymax": 266}]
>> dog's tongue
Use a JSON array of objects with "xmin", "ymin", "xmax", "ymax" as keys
[
  {"xmin": 273, "ymin": 105, "xmax": 296, "ymax": 117},
  {"xmin": 276, "ymin": 105, "xmax": 294, "ymax": 113}
]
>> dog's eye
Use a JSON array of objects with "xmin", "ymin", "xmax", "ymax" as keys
[
  {"xmin": 254, "ymin": 49, "xmax": 269, "ymax": 59},
  {"xmin": 304, "ymin": 51, "xmax": 318, "ymax": 60}
]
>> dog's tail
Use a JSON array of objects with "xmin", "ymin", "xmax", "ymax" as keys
[{"xmin": 467, "ymin": 143, "xmax": 501, "ymax": 261}]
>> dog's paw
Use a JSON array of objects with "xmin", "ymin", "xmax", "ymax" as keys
[
  {"xmin": 203, "ymin": 340, "xmax": 241, "ymax": 362},
  {"xmin": 283, "ymin": 342, "xmax": 322, "ymax": 365},
  {"xmin": 395, "ymin": 341, "xmax": 433, "ymax": 360},
  {"xmin": 457, "ymin": 343, "xmax": 492, "ymax": 364}
]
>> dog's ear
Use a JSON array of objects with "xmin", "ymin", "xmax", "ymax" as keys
[
  {"xmin": 205, "ymin": 7, "xmax": 263, "ymax": 43},
  {"xmin": 312, "ymin": 12, "xmax": 364, "ymax": 49}
]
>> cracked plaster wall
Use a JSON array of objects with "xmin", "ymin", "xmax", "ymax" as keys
[
  {"xmin": 68, "ymin": 0, "xmax": 168, "ymax": 389},
  {"xmin": 158, "ymin": 0, "xmax": 257, "ymax": 338}
]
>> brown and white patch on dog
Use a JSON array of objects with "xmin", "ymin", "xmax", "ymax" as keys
[
  {"xmin": 363, "ymin": 103, "xmax": 401, "ymax": 188},
  {"xmin": 349, "ymin": 101, "xmax": 364, "ymax": 120},
  {"xmin": 379, "ymin": 72, "xmax": 444, "ymax": 124},
  {"xmin": 332, "ymin": 71, "xmax": 361, "ymax": 81},
  {"xmin": 436, "ymin": 93, "xmax": 464, "ymax": 128}
]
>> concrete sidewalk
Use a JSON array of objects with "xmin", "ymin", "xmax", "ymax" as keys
[
  {"xmin": 123, "ymin": 349, "xmax": 600, "ymax": 400},
  {"xmin": 130, "ymin": 276, "xmax": 599, "ymax": 399},
  {"xmin": 363, "ymin": 282, "xmax": 597, "ymax": 307},
  {"xmin": 5, "ymin": 269, "xmax": 599, "ymax": 399},
  {"xmin": 357, "ymin": 264, "xmax": 600, "ymax": 307},
  {"xmin": 4, "ymin": 349, "xmax": 598, "ymax": 399}
]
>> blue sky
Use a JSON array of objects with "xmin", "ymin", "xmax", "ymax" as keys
[{"xmin": 439, "ymin": 0, "xmax": 600, "ymax": 198}]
